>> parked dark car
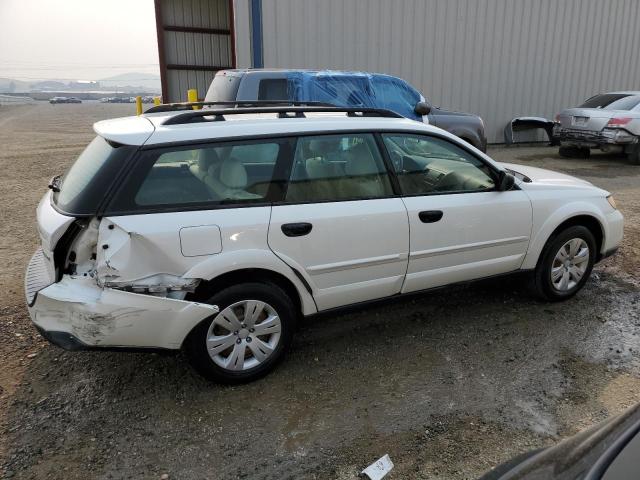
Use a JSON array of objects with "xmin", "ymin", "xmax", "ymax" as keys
[
  {"xmin": 49, "ymin": 97, "xmax": 82, "ymax": 104},
  {"xmin": 204, "ymin": 69, "xmax": 487, "ymax": 151},
  {"xmin": 479, "ymin": 403, "xmax": 640, "ymax": 479}
]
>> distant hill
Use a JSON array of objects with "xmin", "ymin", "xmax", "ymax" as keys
[
  {"xmin": 0, "ymin": 78, "xmax": 32, "ymax": 93},
  {"xmin": 31, "ymin": 80, "xmax": 68, "ymax": 91},
  {"xmin": 0, "ymin": 72, "xmax": 162, "ymax": 94},
  {"xmin": 99, "ymin": 73, "xmax": 161, "ymax": 92}
]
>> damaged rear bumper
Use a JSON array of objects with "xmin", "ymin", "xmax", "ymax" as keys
[
  {"xmin": 27, "ymin": 275, "xmax": 218, "ymax": 350},
  {"xmin": 554, "ymin": 126, "xmax": 638, "ymax": 149}
]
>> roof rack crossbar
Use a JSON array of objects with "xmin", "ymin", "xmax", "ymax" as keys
[
  {"xmin": 144, "ymin": 100, "xmax": 334, "ymax": 114},
  {"xmin": 160, "ymin": 106, "xmax": 402, "ymax": 126}
]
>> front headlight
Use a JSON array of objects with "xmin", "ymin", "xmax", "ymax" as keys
[{"xmin": 607, "ymin": 195, "xmax": 617, "ymax": 210}]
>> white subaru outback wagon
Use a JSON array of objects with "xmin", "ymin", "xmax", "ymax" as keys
[{"xmin": 26, "ymin": 103, "xmax": 623, "ymax": 383}]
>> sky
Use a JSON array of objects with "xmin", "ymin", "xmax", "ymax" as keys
[{"xmin": 0, "ymin": 0, "xmax": 160, "ymax": 81}]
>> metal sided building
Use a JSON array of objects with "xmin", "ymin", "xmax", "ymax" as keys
[{"xmin": 154, "ymin": 0, "xmax": 640, "ymax": 143}]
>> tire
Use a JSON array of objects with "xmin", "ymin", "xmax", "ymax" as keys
[
  {"xmin": 184, "ymin": 282, "xmax": 296, "ymax": 384},
  {"xmin": 532, "ymin": 225, "xmax": 596, "ymax": 301},
  {"xmin": 559, "ymin": 146, "xmax": 590, "ymax": 158},
  {"xmin": 626, "ymin": 144, "xmax": 640, "ymax": 165}
]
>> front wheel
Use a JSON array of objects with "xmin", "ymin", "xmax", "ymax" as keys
[
  {"xmin": 533, "ymin": 226, "xmax": 596, "ymax": 301},
  {"xmin": 184, "ymin": 282, "xmax": 296, "ymax": 383}
]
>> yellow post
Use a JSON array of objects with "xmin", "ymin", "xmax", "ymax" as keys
[
  {"xmin": 153, "ymin": 96, "xmax": 161, "ymax": 106},
  {"xmin": 135, "ymin": 96, "xmax": 143, "ymax": 116},
  {"xmin": 187, "ymin": 88, "xmax": 200, "ymax": 109}
]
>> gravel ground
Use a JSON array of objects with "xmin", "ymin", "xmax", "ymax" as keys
[{"xmin": 0, "ymin": 103, "xmax": 639, "ymax": 480}]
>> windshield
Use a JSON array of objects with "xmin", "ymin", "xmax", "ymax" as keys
[
  {"xmin": 579, "ymin": 94, "xmax": 640, "ymax": 110},
  {"xmin": 53, "ymin": 136, "xmax": 135, "ymax": 215}
]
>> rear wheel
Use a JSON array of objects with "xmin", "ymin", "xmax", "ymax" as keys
[
  {"xmin": 559, "ymin": 146, "xmax": 590, "ymax": 158},
  {"xmin": 184, "ymin": 282, "xmax": 296, "ymax": 383},
  {"xmin": 533, "ymin": 226, "xmax": 596, "ymax": 301},
  {"xmin": 626, "ymin": 143, "xmax": 640, "ymax": 165}
]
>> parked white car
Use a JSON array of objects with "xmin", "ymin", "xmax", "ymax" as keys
[{"xmin": 26, "ymin": 104, "xmax": 623, "ymax": 383}]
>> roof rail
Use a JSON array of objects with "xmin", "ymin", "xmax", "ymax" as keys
[
  {"xmin": 160, "ymin": 106, "xmax": 403, "ymax": 126},
  {"xmin": 144, "ymin": 100, "xmax": 334, "ymax": 114}
]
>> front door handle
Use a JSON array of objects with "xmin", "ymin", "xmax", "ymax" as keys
[
  {"xmin": 418, "ymin": 210, "xmax": 443, "ymax": 223},
  {"xmin": 281, "ymin": 222, "xmax": 313, "ymax": 237}
]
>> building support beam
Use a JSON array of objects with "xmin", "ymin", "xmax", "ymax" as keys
[{"xmin": 250, "ymin": 0, "xmax": 263, "ymax": 68}]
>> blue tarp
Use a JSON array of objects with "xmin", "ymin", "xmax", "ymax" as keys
[{"xmin": 285, "ymin": 71, "xmax": 422, "ymax": 121}]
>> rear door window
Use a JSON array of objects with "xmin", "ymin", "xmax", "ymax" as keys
[
  {"xmin": 108, "ymin": 139, "xmax": 290, "ymax": 213},
  {"xmin": 285, "ymin": 133, "xmax": 394, "ymax": 203}
]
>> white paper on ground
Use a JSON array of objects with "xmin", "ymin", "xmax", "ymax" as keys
[{"xmin": 361, "ymin": 454, "xmax": 394, "ymax": 480}]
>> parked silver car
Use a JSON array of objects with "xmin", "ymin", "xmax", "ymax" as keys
[{"xmin": 554, "ymin": 91, "xmax": 640, "ymax": 164}]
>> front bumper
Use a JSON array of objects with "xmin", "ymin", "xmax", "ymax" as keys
[
  {"xmin": 26, "ymin": 256, "xmax": 218, "ymax": 350},
  {"xmin": 554, "ymin": 126, "xmax": 638, "ymax": 148}
]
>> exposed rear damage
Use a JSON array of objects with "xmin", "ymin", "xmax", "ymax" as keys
[
  {"xmin": 76, "ymin": 217, "xmax": 200, "ymax": 296},
  {"xmin": 27, "ymin": 180, "xmax": 220, "ymax": 350},
  {"xmin": 29, "ymin": 276, "xmax": 217, "ymax": 350}
]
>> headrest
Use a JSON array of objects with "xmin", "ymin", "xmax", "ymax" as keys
[
  {"xmin": 198, "ymin": 148, "xmax": 220, "ymax": 172},
  {"xmin": 345, "ymin": 144, "xmax": 378, "ymax": 176},
  {"xmin": 308, "ymin": 138, "xmax": 340, "ymax": 156},
  {"xmin": 218, "ymin": 158, "xmax": 248, "ymax": 189},
  {"xmin": 304, "ymin": 156, "xmax": 329, "ymax": 179}
]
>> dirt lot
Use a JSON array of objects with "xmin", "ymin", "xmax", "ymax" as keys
[{"xmin": 1, "ymin": 103, "xmax": 639, "ymax": 480}]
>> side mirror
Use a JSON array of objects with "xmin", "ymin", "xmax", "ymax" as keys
[
  {"xmin": 497, "ymin": 170, "xmax": 516, "ymax": 191},
  {"xmin": 414, "ymin": 101, "xmax": 431, "ymax": 116}
]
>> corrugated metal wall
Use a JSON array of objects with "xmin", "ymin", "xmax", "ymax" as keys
[
  {"xmin": 156, "ymin": 0, "xmax": 234, "ymax": 102},
  {"xmin": 249, "ymin": 0, "xmax": 640, "ymax": 143}
]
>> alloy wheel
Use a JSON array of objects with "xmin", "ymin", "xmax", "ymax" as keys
[
  {"xmin": 205, "ymin": 300, "xmax": 282, "ymax": 371},
  {"xmin": 551, "ymin": 238, "xmax": 590, "ymax": 291}
]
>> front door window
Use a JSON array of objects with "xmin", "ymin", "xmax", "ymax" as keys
[{"xmin": 382, "ymin": 134, "xmax": 495, "ymax": 195}]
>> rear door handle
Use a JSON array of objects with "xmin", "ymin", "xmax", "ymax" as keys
[
  {"xmin": 418, "ymin": 210, "xmax": 443, "ymax": 223},
  {"xmin": 281, "ymin": 222, "xmax": 313, "ymax": 237}
]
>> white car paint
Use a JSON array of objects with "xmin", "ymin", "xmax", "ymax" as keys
[
  {"xmin": 500, "ymin": 162, "xmax": 623, "ymax": 269},
  {"xmin": 401, "ymin": 190, "xmax": 532, "ymax": 292},
  {"xmin": 26, "ymin": 110, "xmax": 624, "ymax": 351},
  {"xmin": 30, "ymin": 276, "xmax": 217, "ymax": 349},
  {"xmin": 269, "ymin": 198, "xmax": 410, "ymax": 310}
]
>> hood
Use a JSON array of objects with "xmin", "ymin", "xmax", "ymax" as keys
[
  {"xmin": 499, "ymin": 162, "xmax": 594, "ymax": 188},
  {"xmin": 431, "ymin": 107, "xmax": 477, "ymax": 118}
]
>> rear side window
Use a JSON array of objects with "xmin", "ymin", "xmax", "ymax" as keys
[
  {"xmin": 579, "ymin": 94, "xmax": 640, "ymax": 110},
  {"xmin": 257, "ymin": 79, "xmax": 290, "ymax": 101},
  {"xmin": 53, "ymin": 136, "xmax": 135, "ymax": 215},
  {"xmin": 285, "ymin": 133, "xmax": 394, "ymax": 203},
  {"xmin": 109, "ymin": 139, "xmax": 288, "ymax": 212}
]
